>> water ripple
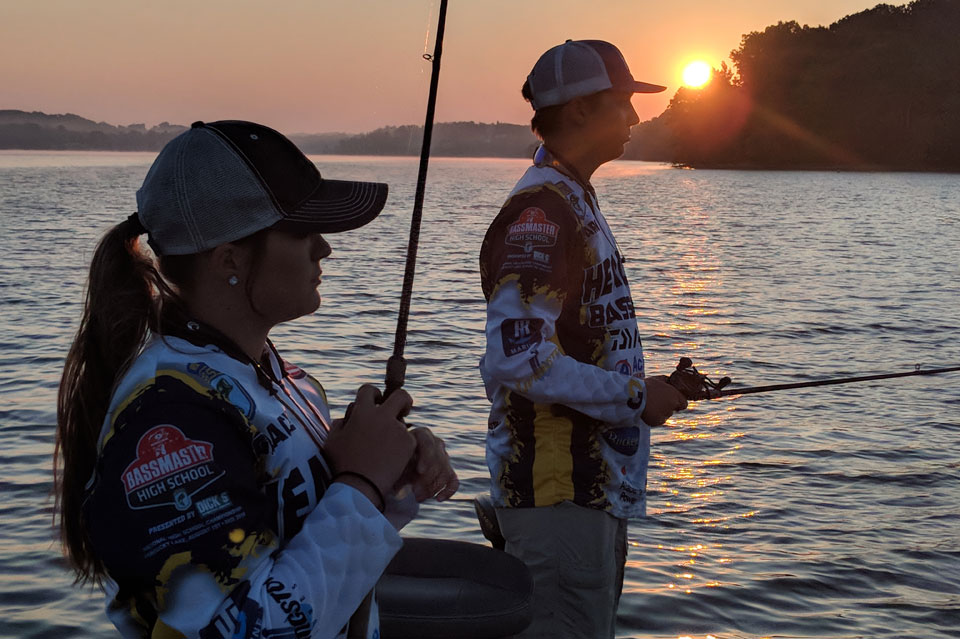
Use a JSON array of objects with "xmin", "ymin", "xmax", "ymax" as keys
[{"xmin": 2, "ymin": 155, "xmax": 959, "ymax": 638}]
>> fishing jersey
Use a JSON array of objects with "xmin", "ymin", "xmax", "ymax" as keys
[
  {"xmin": 479, "ymin": 145, "xmax": 651, "ymax": 519},
  {"xmin": 82, "ymin": 324, "xmax": 405, "ymax": 639}
]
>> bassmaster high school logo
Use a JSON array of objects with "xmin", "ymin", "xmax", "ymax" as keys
[
  {"xmin": 121, "ymin": 425, "xmax": 223, "ymax": 511},
  {"xmin": 506, "ymin": 207, "xmax": 559, "ymax": 253}
]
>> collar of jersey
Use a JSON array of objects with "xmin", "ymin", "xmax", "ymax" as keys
[
  {"xmin": 533, "ymin": 144, "xmax": 595, "ymax": 196},
  {"xmin": 161, "ymin": 315, "xmax": 283, "ymax": 393}
]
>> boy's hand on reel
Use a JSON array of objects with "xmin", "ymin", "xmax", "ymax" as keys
[{"xmin": 667, "ymin": 357, "xmax": 730, "ymax": 400}]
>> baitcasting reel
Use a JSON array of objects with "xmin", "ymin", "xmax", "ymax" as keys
[{"xmin": 667, "ymin": 357, "xmax": 731, "ymax": 400}]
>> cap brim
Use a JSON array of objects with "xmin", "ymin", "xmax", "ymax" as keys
[
  {"xmin": 632, "ymin": 80, "xmax": 667, "ymax": 94},
  {"xmin": 278, "ymin": 179, "xmax": 389, "ymax": 234}
]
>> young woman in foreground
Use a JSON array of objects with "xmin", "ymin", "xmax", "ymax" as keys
[{"xmin": 55, "ymin": 120, "xmax": 458, "ymax": 638}]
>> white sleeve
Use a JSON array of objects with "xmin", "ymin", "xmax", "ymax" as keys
[
  {"xmin": 134, "ymin": 484, "xmax": 402, "ymax": 639},
  {"xmin": 480, "ymin": 278, "xmax": 647, "ymax": 426}
]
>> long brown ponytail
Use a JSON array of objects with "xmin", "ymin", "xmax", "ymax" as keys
[{"xmin": 55, "ymin": 216, "xmax": 171, "ymax": 582}]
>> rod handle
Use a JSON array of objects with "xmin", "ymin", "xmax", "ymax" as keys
[{"xmin": 385, "ymin": 354, "xmax": 407, "ymax": 399}]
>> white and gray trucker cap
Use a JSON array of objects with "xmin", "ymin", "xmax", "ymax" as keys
[
  {"xmin": 135, "ymin": 120, "xmax": 388, "ymax": 256},
  {"xmin": 526, "ymin": 39, "xmax": 666, "ymax": 110}
]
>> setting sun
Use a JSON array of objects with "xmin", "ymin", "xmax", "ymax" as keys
[{"xmin": 682, "ymin": 60, "xmax": 712, "ymax": 88}]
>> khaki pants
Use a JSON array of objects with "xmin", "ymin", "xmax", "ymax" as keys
[{"xmin": 497, "ymin": 502, "xmax": 627, "ymax": 639}]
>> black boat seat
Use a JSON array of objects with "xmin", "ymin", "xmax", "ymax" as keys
[{"xmin": 378, "ymin": 537, "xmax": 533, "ymax": 638}]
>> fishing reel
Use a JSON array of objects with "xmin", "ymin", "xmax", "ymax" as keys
[{"xmin": 667, "ymin": 357, "xmax": 731, "ymax": 401}]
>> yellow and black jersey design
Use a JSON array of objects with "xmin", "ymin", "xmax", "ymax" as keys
[
  {"xmin": 84, "ymin": 326, "xmax": 403, "ymax": 639},
  {"xmin": 479, "ymin": 145, "xmax": 651, "ymax": 519}
]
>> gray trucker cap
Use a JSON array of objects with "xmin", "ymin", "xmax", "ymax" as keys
[
  {"xmin": 526, "ymin": 39, "xmax": 666, "ymax": 110},
  {"xmin": 136, "ymin": 120, "xmax": 388, "ymax": 256}
]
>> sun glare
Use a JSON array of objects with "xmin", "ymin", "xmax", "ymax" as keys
[{"xmin": 682, "ymin": 61, "xmax": 712, "ymax": 88}]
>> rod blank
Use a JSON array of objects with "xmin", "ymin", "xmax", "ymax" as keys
[
  {"xmin": 715, "ymin": 365, "xmax": 960, "ymax": 398},
  {"xmin": 385, "ymin": 0, "xmax": 449, "ymax": 397}
]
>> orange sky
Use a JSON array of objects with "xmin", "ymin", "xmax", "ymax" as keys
[{"xmin": 1, "ymin": 0, "xmax": 889, "ymax": 134}]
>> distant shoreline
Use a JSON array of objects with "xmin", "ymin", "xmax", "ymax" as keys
[
  {"xmin": 0, "ymin": 110, "xmax": 539, "ymax": 159},
  {"xmin": 6, "ymin": 148, "xmax": 959, "ymax": 176},
  {"xmin": 5, "ymin": 108, "xmax": 958, "ymax": 173},
  {"xmin": 0, "ymin": 148, "xmax": 534, "ymax": 161}
]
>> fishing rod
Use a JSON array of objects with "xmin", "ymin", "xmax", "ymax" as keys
[
  {"xmin": 667, "ymin": 357, "xmax": 960, "ymax": 401},
  {"xmin": 351, "ymin": 8, "xmax": 450, "ymax": 634},
  {"xmin": 385, "ymin": 0, "xmax": 449, "ymax": 397}
]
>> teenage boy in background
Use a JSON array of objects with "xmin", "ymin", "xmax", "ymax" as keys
[{"xmin": 479, "ymin": 40, "xmax": 689, "ymax": 638}]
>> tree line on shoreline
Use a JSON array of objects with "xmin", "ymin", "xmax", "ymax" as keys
[
  {"xmin": 3, "ymin": 0, "xmax": 957, "ymax": 171},
  {"xmin": 623, "ymin": 0, "xmax": 960, "ymax": 171},
  {"xmin": 0, "ymin": 111, "xmax": 539, "ymax": 159}
]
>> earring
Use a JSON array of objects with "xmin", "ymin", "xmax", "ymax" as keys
[{"xmin": 228, "ymin": 275, "xmax": 239, "ymax": 286}]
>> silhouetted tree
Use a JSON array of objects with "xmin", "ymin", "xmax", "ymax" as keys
[{"xmin": 628, "ymin": 0, "xmax": 960, "ymax": 171}]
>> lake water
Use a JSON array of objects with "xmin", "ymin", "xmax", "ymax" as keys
[{"xmin": 1, "ymin": 151, "xmax": 959, "ymax": 638}]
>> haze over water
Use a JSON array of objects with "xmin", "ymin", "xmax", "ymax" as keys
[{"xmin": 1, "ymin": 151, "xmax": 958, "ymax": 638}]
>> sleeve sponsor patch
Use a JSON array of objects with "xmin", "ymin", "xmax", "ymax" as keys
[
  {"xmin": 505, "ymin": 208, "xmax": 559, "ymax": 253},
  {"xmin": 602, "ymin": 426, "xmax": 640, "ymax": 456},
  {"xmin": 187, "ymin": 362, "xmax": 257, "ymax": 420},
  {"xmin": 500, "ymin": 318, "xmax": 544, "ymax": 357},
  {"xmin": 122, "ymin": 425, "xmax": 224, "ymax": 511}
]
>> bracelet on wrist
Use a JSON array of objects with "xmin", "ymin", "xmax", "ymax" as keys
[{"xmin": 334, "ymin": 471, "xmax": 386, "ymax": 513}]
